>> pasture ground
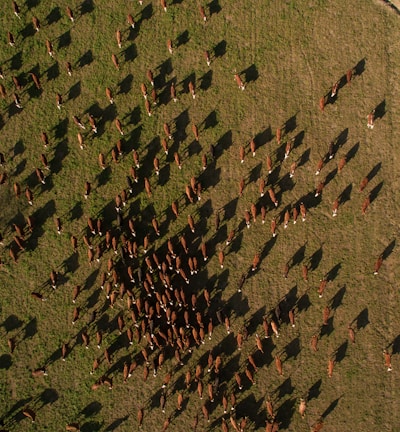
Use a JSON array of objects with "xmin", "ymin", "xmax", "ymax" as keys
[{"xmin": 0, "ymin": 0, "xmax": 399, "ymax": 431}]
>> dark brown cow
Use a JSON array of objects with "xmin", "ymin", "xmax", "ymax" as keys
[
  {"xmin": 12, "ymin": 1, "xmax": 21, "ymax": 19},
  {"xmin": 160, "ymin": 0, "xmax": 167, "ymax": 12},
  {"xmin": 174, "ymin": 152, "xmax": 182, "ymax": 169},
  {"xmin": 46, "ymin": 39, "xmax": 54, "ymax": 57},
  {"xmin": 25, "ymin": 186, "xmax": 33, "ymax": 205},
  {"xmin": 56, "ymin": 93, "xmax": 63, "ymax": 110},
  {"xmin": 23, "ymin": 408, "xmax": 36, "ymax": 423},
  {"xmin": 66, "ymin": 6, "xmax": 74, "ymax": 22},
  {"xmin": 66, "ymin": 61, "xmax": 72, "ymax": 76},
  {"xmin": 111, "ymin": 54, "xmax": 119, "ymax": 70},
  {"xmin": 266, "ymin": 154, "xmax": 272, "ymax": 174},
  {"xmin": 8, "ymin": 31, "xmax": 15, "ymax": 46},
  {"xmin": 359, "ymin": 176, "xmax": 369, "ymax": 192},
  {"xmin": 30, "ymin": 72, "xmax": 41, "ymax": 89},
  {"xmin": 204, "ymin": 50, "xmax": 211, "ymax": 66},
  {"xmin": 73, "ymin": 115, "xmax": 85, "ymax": 129},
  {"xmin": 199, "ymin": 5, "xmax": 207, "ymax": 21},
  {"xmin": 115, "ymin": 118, "xmax": 124, "ymax": 135},
  {"xmin": 332, "ymin": 198, "xmax": 339, "ymax": 217},
  {"xmin": 383, "ymin": 350, "xmax": 392, "ymax": 371},
  {"xmin": 106, "ymin": 87, "xmax": 114, "ymax": 104},
  {"xmin": 268, "ymin": 188, "xmax": 278, "ymax": 207}
]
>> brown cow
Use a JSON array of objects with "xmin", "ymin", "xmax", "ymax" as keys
[
  {"xmin": 73, "ymin": 115, "xmax": 85, "ymax": 129},
  {"xmin": 234, "ymin": 73, "xmax": 245, "ymax": 90},
  {"xmin": 145, "ymin": 98, "xmax": 152, "ymax": 116},
  {"xmin": 192, "ymin": 123, "xmax": 199, "ymax": 141},
  {"xmin": 167, "ymin": 38, "xmax": 173, "ymax": 54},
  {"xmin": 0, "ymin": 83, "xmax": 6, "ymax": 99},
  {"xmin": 239, "ymin": 177, "xmax": 245, "ymax": 196},
  {"xmin": 373, "ymin": 255, "xmax": 383, "ymax": 275},
  {"xmin": 327, "ymin": 358, "xmax": 334, "ymax": 378},
  {"xmin": 268, "ymin": 188, "xmax": 278, "ymax": 207},
  {"xmin": 331, "ymin": 81, "xmax": 339, "ymax": 98},
  {"xmin": 346, "ymin": 68, "xmax": 353, "ymax": 84},
  {"xmin": 13, "ymin": 1, "xmax": 21, "ymax": 19},
  {"xmin": 367, "ymin": 110, "xmax": 375, "ymax": 129},
  {"xmin": 315, "ymin": 181, "xmax": 324, "ymax": 198},
  {"xmin": 174, "ymin": 152, "xmax": 182, "ymax": 169},
  {"xmin": 23, "ymin": 408, "xmax": 36, "ymax": 423},
  {"xmin": 111, "ymin": 54, "xmax": 119, "ymax": 70},
  {"xmin": 383, "ymin": 350, "xmax": 392, "ymax": 371},
  {"xmin": 299, "ymin": 202, "xmax": 306, "ymax": 221},
  {"xmin": 33, "ymin": 16, "xmax": 40, "ymax": 31},
  {"xmin": 170, "ymin": 82, "xmax": 177, "ymax": 102},
  {"xmin": 30, "ymin": 72, "xmax": 41, "ymax": 90},
  {"xmin": 188, "ymin": 81, "xmax": 196, "ymax": 99},
  {"xmin": 311, "ymin": 334, "xmax": 319, "ymax": 352},
  {"xmin": 266, "ymin": 154, "xmax": 272, "ymax": 174},
  {"xmin": 36, "ymin": 167, "xmax": 46, "ymax": 185},
  {"xmin": 12, "ymin": 75, "xmax": 22, "ymax": 91},
  {"xmin": 199, "ymin": 5, "xmax": 207, "ymax": 21},
  {"xmin": 115, "ymin": 118, "xmax": 124, "ymax": 135},
  {"xmin": 332, "ymin": 198, "xmax": 339, "ymax": 217},
  {"xmin": 245, "ymin": 367, "xmax": 255, "ymax": 385},
  {"xmin": 318, "ymin": 278, "xmax": 327, "ymax": 298},
  {"xmin": 66, "ymin": 61, "xmax": 72, "ymax": 76},
  {"xmin": 98, "ymin": 153, "xmax": 106, "ymax": 170},
  {"xmin": 289, "ymin": 161, "xmax": 296, "ymax": 178},
  {"xmin": 105, "ymin": 87, "xmax": 114, "ymax": 104},
  {"xmin": 255, "ymin": 334, "xmax": 264, "ymax": 353},
  {"xmin": 361, "ymin": 195, "xmax": 370, "ymax": 215},
  {"xmin": 284, "ymin": 140, "xmax": 291, "ymax": 159},
  {"xmin": 25, "ymin": 186, "xmax": 33, "ymax": 205},
  {"xmin": 144, "ymin": 177, "xmax": 152, "ymax": 197},
  {"xmin": 319, "ymin": 95, "xmax": 325, "ymax": 112},
  {"xmin": 275, "ymin": 355, "xmax": 283, "ymax": 376},
  {"xmin": 66, "ymin": 423, "xmax": 80, "ymax": 431},
  {"xmin": 204, "ymin": 50, "xmax": 211, "ymax": 66},
  {"xmin": 127, "ymin": 14, "xmax": 135, "ymax": 28},
  {"xmin": 46, "ymin": 39, "xmax": 54, "ymax": 57},
  {"xmin": 116, "ymin": 29, "xmax": 122, "ymax": 48},
  {"xmin": 348, "ymin": 325, "xmax": 355, "ymax": 344},
  {"xmin": 161, "ymin": 138, "xmax": 169, "ymax": 155},
  {"xmin": 323, "ymin": 306, "xmax": 330, "ymax": 326},
  {"xmin": 66, "ymin": 6, "xmax": 74, "ymax": 22},
  {"xmin": 147, "ymin": 69, "xmax": 154, "ymax": 86},
  {"xmin": 359, "ymin": 176, "xmax": 369, "ymax": 192},
  {"xmin": 160, "ymin": 0, "xmax": 167, "ymax": 12},
  {"xmin": 72, "ymin": 307, "xmax": 79, "ymax": 325},
  {"xmin": 270, "ymin": 218, "xmax": 277, "ymax": 238},
  {"xmin": 252, "ymin": 253, "xmax": 260, "ymax": 271},
  {"xmin": 315, "ymin": 158, "xmax": 323, "ymax": 175}
]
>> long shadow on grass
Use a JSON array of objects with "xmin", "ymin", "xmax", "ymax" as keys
[
  {"xmin": 382, "ymin": 239, "xmax": 395, "ymax": 260},
  {"xmin": 176, "ymin": 30, "xmax": 189, "ymax": 48},
  {"xmin": 51, "ymin": 139, "xmax": 69, "ymax": 174},
  {"xmin": 374, "ymin": 99, "xmax": 386, "ymax": 120},
  {"xmin": 326, "ymin": 262, "xmax": 341, "ymax": 282},
  {"xmin": 9, "ymin": 51, "xmax": 23, "ymax": 71},
  {"xmin": 339, "ymin": 183, "xmax": 352, "ymax": 205},
  {"xmin": 322, "ymin": 396, "xmax": 342, "ymax": 419},
  {"xmin": 81, "ymin": 421, "xmax": 103, "ymax": 432},
  {"xmin": 80, "ymin": 401, "xmax": 102, "ymax": 417},
  {"xmin": 0, "ymin": 354, "xmax": 12, "ymax": 369},
  {"xmin": 38, "ymin": 388, "xmax": 58, "ymax": 408},
  {"xmin": 124, "ymin": 43, "xmax": 137, "ymax": 63},
  {"xmin": 58, "ymin": 30, "xmax": 71, "ymax": 50},
  {"xmin": 68, "ymin": 81, "xmax": 81, "ymax": 100},
  {"xmin": 2, "ymin": 314, "xmax": 23, "ymax": 332},
  {"xmin": 354, "ymin": 307, "xmax": 369, "ymax": 330},
  {"xmin": 308, "ymin": 379, "xmax": 322, "ymax": 400},
  {"xmin": 369, "ymin": 181, "xmax": 383, "ymax": 203},
  {"xmin": 77, "ymin": 50, "xmax": 93, "ymax": 68},
  {"xmin": 366, "ymin": 162, "xmax": 381, "ymax": 182},
  {"xmin": 80, "ymin": 0, "xmax": 94, "ymax": 15},
  {"xmin": 118, "ymin": 74, "xmax": 133, "ymax": 95},
  {"xmin": 45, "ymin": 62, "xmax": 60, "ymax": 81},
  {"xmin": 22, "ymin": 318, "xmax": 37, "ymax": 340},
  {"xmin": 308, "ymin": 245, "xmax": 323, "ymax": 271},
  {"xmin": 334, "ymin": 341, "xmax": 348, "ymax": 363},
  {"xmin": 242, "ymin": 64, "xmax": 258, "ymax": 83},
  {"xmin": 199, "ymin": 70, "xmax": 212, "ymax": 91},
  {"xmin": 46, "ymin": 6, "xmax": 61, "ymax": 24},
  {"xmin": 274, "ymin": 376, "xmax": 295, "ymax": 399},
  {"xmin": 277, "ymin": 397, "xmax": 296, "ymax": 428},
  {"xmin": 52, "ymin": 117, "xmax": 69, "ymax": 139},
  {"xmin": 21, "ymin": 23, "xmax": 36, "ymax": 40}
]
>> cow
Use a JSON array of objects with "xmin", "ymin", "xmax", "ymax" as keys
[
  {"xmin": 8, "ymin": 31, "xmax": 15, "ymax": 46},
  {"xmin": 73, "ymin": 115, "xmax": 85, "ymax": 130},
  {"xmin": 23, "ymin": 408, "xmax": 36, "ymax": 423},
  {"xmin": 115, "ymin": 118, "xmax": 124, "ymax": 135},
  {"xmin": 127, "ymin": 13, "xmax": 135, "ymax": 28},
  {"xmin": 201, "ymin": 241, "xmax": 208, "ymax": 261},
  {"xmin": 315, "ymin": 158, "xmax": 324, "ymax": 175},
  {"xmin": 160, "ymin": 0, "xmax": 167, "ymax": 12},
  {"xmin": 299, "ymin": 202, "xmax": 306, "ymax": 221},
  {"xmin": 98, "ymin": 153, "xmax": 106, "ymax": 170},
  {"xmin": 367, "ymin": 110, "xmax": 375, "ymax": 129},
  {"xmin": 373, "ymin": 255, "xmax": 383, "ymax": 275},
  {"xmin": 36, "ymin": 167, "xmax": 46, "ymax": 185},
  {"xmin": 174, "ymin": 152, "xmax": 182, "ymax": 169},
  {"xmin": 32, "ymin": 367, "xmax": 47, "ymax": 377},
  {"xmin": 239, "ymin": 145, "xmax": 245, "ymax": 163},
  {"xmin": 346, "ymin": 68, "xmax": 353, "ymax": 84},
  {"xmin": 266, "ymin": 397, "xmax": 274, "ymax": 419},
  {"xmin": 270, "ymin": 218, "xmax": 277, "ymax": 238},
  {"xmin": 144, "ymin": 98, "xmax": 152, "ymax": 116},
  {"xmin": 337, "ymin": 156, "xmax": 346, "ymax": 174},
  {"xmin": 311, "ymin": 419, "xmax": 324, "ymax": 432},
  {"xmin": 147, "ymin": 69, "xmax": 154, "ymax": 87},
  {"xmin": 234, "ymin": 73, "xmax": 245, "ymax": 90},
  {"xmin": 319, "ymin": 96, "xmax": 325, "ymax": 112},
  {"xmin": 359, "ymin": 176, "xmax": 369, "ymax": 192},
  {"xmin": 29, "ymin": 72, "xmax": 41, "ymax": 90},
  {"xmin": 239, "ymin": 177, "xmax": 245, "ymax": 196},
  {"xmin": 66, "ymin": 6, "xmax": 74, "ymax": 22},
  {"xmin": 252, "ymin": 253, "xmax": 260, "ymax": 271},
  {"xmin": 383, "ymin": 350, "xmax": 392, "ymax": 371},
  {"xmin": 152, "ymin": 217, "xmax": 160, "ymax": 236},
  {"xmin": 167, "ymin": 38, "xmax": 173, "ymax": 54},
  {"xmin": 144, "ymin": 177, "xmax": 152, "ymax": 197},
  {"xmin": 244, "ymin": 210, "xmax": 251, "ymax": 229},
  {"xmin": 251, "ymin": 203, "xmax": 257, "ymax": 222},
  {"xmin": 13, "ymin": 93, "xmax": 22, "ymax": 109},
  {"xmin": 327, "ymin": 358, "xmax": 334, "ymax": 378},
  {"xmin": 170, "ymin": 82, "xmax": 177, "ymax": 102},
  {"xmin": 12, "ymin": 75, "xmax": 22, "ymax": 91},
  {"xmin": 315, "ymin": 181, "xmax": 324, "ymax": 198},
  {"xmin": 348, "ymin": 325, "xmax": 355, "ymax": 344},
  {"xmin": 271, "ymin": 320, "xmax": 279, "ymax": 338},
  {"xmin": 284, "ymin": 140, "xmax": 291, "ymax": 159},
  {"xmin": 12, "ymin": 1, "xmax": 21, "ymax": 19},
  {"xmin": 116, "ymin": 29, "xmax": 122, "ymax": 49},
  {"xmin": 88, "ymin": 115, "xmax": 97, "ymax": 134},
  {"xmin": 112, "ymin": 54, "xmax": 119, "ymax": 70},
  {"xmin": 331, "ymin": 81, "xmax": 339, "ymax": 98},
  {"xmin": 289, "ymin": 162, "xmax": 296, "ymax": 178},
  {"xmin": 192, "ymin": 123, "xmax": 199, "ymax": 141},
  {"xmin": 298, "ymin": 398, "xmax": 307, "ymax": 418},
  {"xmin": 25, "ymin": 186, "xmax": 33, "ymax": 205},
  {"xmin": 13, "ymin": 182, "xmax": 20, "ymax": 199},
  {"xmin": 0, "ymin": 83, "xmax": 6, "ymax": 99},
  {"xmin": 204, "ymin": 50, "xmax": 211, "ymax": 66},
  {"xmin": 32, "ymin": 16, "xmax": 40, "ymax": 31},
  {"xmin": 301, "ymin": 264, "xmax": 309, "ymax": 282},
  {"xmin": 187, "ymin": 80, "xmax": 196, "ymax": 99},
  {"xmin": 361, "ymin": 195, "xmax": 370, "ymax": 215},
  {"xmin": 266, "ymin": 154, "xmax": 273, "ymax": 174},
  {"xmin": 188, "ymin": 214, "xmax": 195, "ymax": 233},
  {"xmin": 46, "ymin": 39, "xmax": 54, "ymax": 57},
  {"xmin": 245, "ymin": 367, "xmax": 255, "ymax": 385},
  {"xmin": 332, "ymin": 198, "xmax": 339, "ymax": 217},
  {"xmin": 268, "ymin": 188, "xmax": 278, "ymax": 207},
  {"xmin": 275, "ymin": 355, "xmax": 283, "ymax": 375},
  {"xmin": 104, "ymin": 87, "xmax": 114, "ymax": 104},
  {"xmin": 327, "ymin": 142, "xmax": 334, "ymax": 161},
  {"xmin": 132, "ymin": 150, "xmax": 140, "ymax": 168},
  {"xmin": 318, "ymin": 278, "xmax": 327, "ymax": 298},
  {"xmin": 66, "ymin": 424, "xmax": 80, "ymax": 431},
  {"xmin": 323, "ymin": 306, "xmax": 330, "ymax": 326},
  {"xmin": 255, "ymin": 334, "xmax": 264, "ymax": 353},
  {"xmin": 72, "ymin": 307, "xmax": 79, "ymax": 325}
]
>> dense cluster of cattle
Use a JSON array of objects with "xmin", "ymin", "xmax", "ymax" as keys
[{"xmin": 0, "ymin": 1, "xmax": 394, "ymax": 432}]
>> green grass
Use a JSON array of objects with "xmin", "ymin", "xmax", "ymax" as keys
[{"xmin": 0, "ymin": 0, "xmax": 399, "ymax": 431}]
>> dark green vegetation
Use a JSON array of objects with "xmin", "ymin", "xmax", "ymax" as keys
[{"xmin": 0, "ymin": 0, "xmax": 399, "ymax": 431}]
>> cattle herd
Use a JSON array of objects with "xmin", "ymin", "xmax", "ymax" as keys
[{"xmin": 0, "ymin": 1, "xmax": 397, "ymax": 432}]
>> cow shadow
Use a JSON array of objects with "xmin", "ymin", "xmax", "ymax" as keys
[
  {"xmin": 81, "ymin": 421, "xmax": 103, "ymax": 432},
  {"xmin": 322, "ymin": 396, "xmax": 342, "ymax": 419},
  {"xmin": 13, "ymin": 158, "xmax": 26, "ymax": 176},
  {"xmin": 255, "ymin": 125, "xmax": 273, "ymax": 148},
  {"xmin": 174, "ymin": 109, "xmax": 190, "ymax": 142},
  {"xmin": 80, "ymin": 401, "xmax": 102, "ymax": 418},
  {"xmin": 334, "ymin": 341, "xmax": 348, "ymax": 364},
  {"xmin": 58, "ymin": 30, "xmax": 71, "ymax": 50},
  {"xmin": 291, "ymin": 243, "xmax": 306, "ymax": 267},
  {"xmin": 345, "ymin": 141, "xmax": 359, "ymax": 162},
  {"xmin": 81, "ymin": 0, "xmax": 94, "ymax": 15},
  {"xmin": 77, "ymin": 50, "xmax": 93, "ymax": 68},
  {"xmin": 0, "ymin": 354, "xmax": 12, "ymax": 370},
  {"xmin": 354, "ymin": 58, "xmax": 366, "ymax": 77},
  {"xmin": 274, "ymin": 376, "xmax": 295, "ymax": 399},
  {"xmin": 68, "ymin": 81, "xmax": 81, "ymax": 100},
  {"xmin": 277, "ymin": 397, "xmax": 296, "ymax": 428},
  {"xmin": 330, "ymin": 285, "xmax": 346, "ymax": 310},
  {"xmin": 308, "ymin": 379, "xmax": 322, "ymax": 400},
  {"xmin": 208, "ymin": 0, "xmax": 222, "ymax": 15},
  {"xmin": 214, "ymin": 40, "xmax": 227, "ymax": 58},
  {"xmin": 326, "ymin": 263, "xmax": 341, "ymax": 281},
  {"xmin": 215, "ymin": 130, "xmax": 232, "ymax": 159},
  {"xmin": 46, "ymin": 62, "xmax": 60, "ymax": 81},
  {"xmin": 369, "ymin": 181, "xmax": 383, "ymax": 203},
  {"xmin": 284, "ymin": 113, "xmax": 297, "ymax": 135},
  {"xmin": 118, "ymin": 74, "xmax": 133, "ymax": 95},
  {"xmin": 53, "ymin": 117, "xmax": 69, "ymax": 139},
  {"xmin": 284, "ymin": 338, "xmax": 300, "ymax": 360},
  {"xmin": 46, "ymin": 6, "xmax": 61, "ymax": 25},
  {"xmin": 69, "ymin": 201, "xmax": 83, "ymax": 221},
  {"xmin": 23, "ymin": 318, "xmax": 37, "ymax": 340},
  {"xmin": 51, "ymin": 139, "xmax": 69, "ymax": 174},
  {"xmin": 199, "ymin": 70, "xmax": 213, "ymax": 91},
  {"xmin": 2, "ymin": 314, "xmax": 23, "ymax": 332},
  {"xmin": 26, "ymin": 0, "xmax": 40, "ymax": 7},
  {"xmin": 236, "ymin": 394, "xmax": 264, "ymax": 429},
  {"xmin": 105, "ymin": 415, "xmax": 129, "ymax": 431},
  {"xmin": 38, "ymin": 388, "xmax": 58, "ymax": 408},
  {"xmin": 309, "ymin": 245, "xmax": 323, "ymax": 271},
  {"xmin": 176, "ymin": 30, "xmax": 189, "ymax": 48},
  {"xmin": 62, "ymin": 252, "xmax": 80, "ymax": 275},
  {"xmin": 96, "ymin": 166, "xmax": 111, "ymax": 187},
  {"xmin": 202, "ymin": 110, "xmax": 218, "ymax": 130},
  {"xmin": 382, "ymin": 239, "xmax": 395, "ymax": 260},
  {"xmin": 297, "ymin": 147, "xmax": 311, "ymax": 167},
  {"xmin": 354, "ymin": 308, "xmax": 369, "ymax": 330},
  {"xmin": 339, "ymin": 183, "xmax": 352, "ymax": 205},
  {"xmin": 21, "ymin": 23, "xmax": 36, "ymax": 40},
  {"xmin": 9, "ymin": 51, "xmax": 23, "ymax": 71},
  {"xmin": 374, "ymin": 99, "xmax": 386, "ymax": 120},
  {"xmin": 242, "ymin": 64, "xmax": 258, "ymax": 84},
  {"xmin": 320, "ymin": 317, "xmax": 334, "ymax": 338},
  {"xmin": 124, "ymin": 43, "xmax": 137, "ymax": 63},
  {"xmin": 366, "ymin": 162, "xmax": 381, "ymax": 182}
]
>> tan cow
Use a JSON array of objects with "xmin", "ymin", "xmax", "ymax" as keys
[{"xmin": 111, "ymin": 54, "xmax": 119, "ymax": 70}]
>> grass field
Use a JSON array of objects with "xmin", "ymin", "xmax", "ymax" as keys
[{"xmin": 0, "ymin": 0, "xmax": 399, "ymax": 431}]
